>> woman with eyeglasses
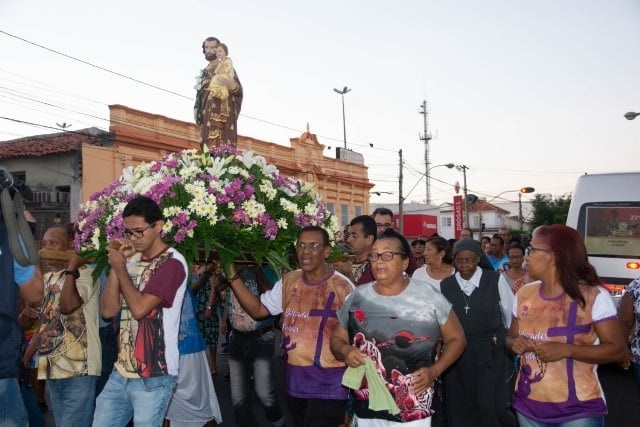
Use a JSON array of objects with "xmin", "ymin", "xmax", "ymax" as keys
[
  {"xmin": 506, "ymin": 225, "xmax": 627, "ymax": 427},
  {"xmin": 502, "ymin": 244, "xmax": 528, "ymax": 294},
  {"xmin": 330, "ymin": 229, "xmax": 466, "ymax": 426},
  {"xmin": 439, "ymin": 238, "xmax": 518, "ymax": 427},
  {"xmin": 412, "ymin": 236, "xmax": 455, "ymax": 291}
]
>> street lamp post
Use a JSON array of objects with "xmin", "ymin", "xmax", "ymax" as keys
[
  {"xmin": 425, "ymin": 162, "xmax": 454, "ymax": 205},
  {"xmin": 486, "ymin": 187, "xmax": 535, "ymax": 231},
  {"xmin": 333, "ymin": 86, "xmax": 351, "ymax": 149},
  {"xmin": 402, "ymin": 163, "xmax": 455, "ymax": 204}
]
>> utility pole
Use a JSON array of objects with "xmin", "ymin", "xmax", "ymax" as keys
[
  {"xmin": 398, "ymin": 149, "xmax": 404, "ymax": 235},
  {"xmin": 457, "ymin": 164, "xmax": 470, "ymax": 228},
  {"xmin": 419, "ymin": 100, "xmax": 432, "ymax": 204}
]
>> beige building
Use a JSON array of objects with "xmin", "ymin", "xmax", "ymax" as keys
[{"xmin": 0, "ymin": 105, "xmax": 372, "ymax": 235}]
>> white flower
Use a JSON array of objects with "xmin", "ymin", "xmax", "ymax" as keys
[
  {"xmin": 131, "ymin": 176, "xmax": 155, "ymax": 195},
  {"xmin": 263, "ymin": 164, "xmax": 279, "ymax": 177},
  {"xmin": 277, "ymin": 218, "xmax": 288, "ymax": 229},
  {"xmin": 206, "ymin": 157, "xmax": 227, "ymax": 178},
  {"xmin": 304, "ymin": 204, "xmax": 317, "ymax": 216},
  {"xmin": 208, "ymin": 179, "xmax": 224, "ymax": 193},
  {"xmin": 259, "ymin": 180, "xmax": 277, "ymax": 201},
  {"xmin": 323, "ymin": 215, "xmax": 341, "ymax": 237},
  {"xmin": 227, "ymin": 166, "xmax": 249, "ymax": 178},
  {"xmin": 280, "ymin": 186, "xmax": 297, "ymax": 197},
  {"xmin": 280, "ymin": 198, "xmax": 300, "ymax": 214},
  {"xmin": 179, "ymin": 165, "xmax": 201, "ymax": 179},
  {"xmin": 91, "ymin": 228, "xmax": 101, "ymax": 250},
  {"xmin": 203, "ymin": 204, "xmax": 218, "ymax": 223},
  {"xmin": 194, "ymin": 69, "xmax": 206, "ymax": 90},
  {"xmin": 237, "ymin": 150, "xmax": 257, "ymax": 169},
  {"xmin": 115, "ymin": 202, "xmax": 127, "ymax": 217},
  {"xmin": 301, "ymin": 181, "xmax": 316, "ymax": 193},
  {"xmin": 241, "ymin": 199, "xmax": 266, "ymax": 219},
  {"xmin": 163, "ymin": 206, "xmax": 182, "ymax": 217},
  {"xmin": 185, "ymin": 182, "xmax": 206, "ymax": 198},
  {"xmin": 188, "ymin": 197, "xmax": 207, "ymax": 214}
]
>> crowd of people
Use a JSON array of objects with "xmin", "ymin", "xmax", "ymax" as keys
[{"xmin": 2, "ymin": 188, "xmax": 638, "ymax": 427}]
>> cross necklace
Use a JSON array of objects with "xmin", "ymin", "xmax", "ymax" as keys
[{"xmin": 461, "ymin": 289, "xmax": 472, "ymax": 314}]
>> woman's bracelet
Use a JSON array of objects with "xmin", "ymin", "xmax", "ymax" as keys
[{"xmin": 229, "ymin": 273, "xmax": 241, "ymax": 282}]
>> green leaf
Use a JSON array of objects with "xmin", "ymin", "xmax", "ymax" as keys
[{"xmin": 264, "ymin": 250, "xmax": 294, "ymax": 278}]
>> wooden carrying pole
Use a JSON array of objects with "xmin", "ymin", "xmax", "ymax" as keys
[{"xmin": 39, "ymin": 249, "xmax": 74, "ymax": 261}]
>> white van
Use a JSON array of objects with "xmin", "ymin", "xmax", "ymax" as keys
[{"xmin": 566, "ymin": 172, "xmax": 640, "ymax": 303}]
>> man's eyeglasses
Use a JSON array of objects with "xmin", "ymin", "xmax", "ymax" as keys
[
  {"xmin": 295, "ymin": 242, "xmax": 323, "ymax": 252},
  {"xmin": 123, "ymin": 223, "xmax": 155, "ymax": 239},
  {"xmin": 375, "ymin": 223, "xmax": 392, "ymax": 229},
  {"xmin": 367, "ymin": 251, "xmax": 404, "ymax": 262},
  {"xmin": 525, "ymin": 246, "xmax": 552, "ymax": 256}
]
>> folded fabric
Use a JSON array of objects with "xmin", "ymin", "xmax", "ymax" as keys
[{"xmin": 342, "ymin": 357, "xmax": 400, "ymax": 415}]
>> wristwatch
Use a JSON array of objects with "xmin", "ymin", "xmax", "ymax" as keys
[{"xmin": 63, "ymin": 269, "xmax": 80, "ymax": 279}]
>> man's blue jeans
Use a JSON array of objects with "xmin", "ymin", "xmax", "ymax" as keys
[
  {"xmin": 93, "ymin": 369, "xmax": 177, "ymax": 427},
  {"xmin": 19, "ymin": 381, "xmax": 44, "ymax": 427},
  {"xmin": 228, "ymin": 328, "xmax": 285, "ymax": 427},
  {"xmin": 0, "ymin": 377, "xmax": 28, "ymax": 427},
  {"xmin": 47, "ymin": 375, "xmax": 97, "ymax": 427}
]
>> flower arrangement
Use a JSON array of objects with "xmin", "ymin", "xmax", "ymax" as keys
[{"xmin": 74, "ymin": 145, "xmax": 340, "ymax": 278}]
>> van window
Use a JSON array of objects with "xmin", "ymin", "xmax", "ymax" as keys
[{"xmin": 575, "ymin": 202, "xmax": 640, "ymax": 258}]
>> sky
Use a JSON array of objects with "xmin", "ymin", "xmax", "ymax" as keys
[{"xmin": 1, "ymin": 0, "xmax": 638, "ymax": 208}]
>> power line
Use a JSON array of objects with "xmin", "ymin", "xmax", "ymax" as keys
[{"xmin": 0, "ymin": 30, "xmax": 190, "ymax": 100}]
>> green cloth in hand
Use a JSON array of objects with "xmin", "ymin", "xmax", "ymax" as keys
[{"xmin": 342, "ymin": 357, "xmax": 400, "ymax": 415}]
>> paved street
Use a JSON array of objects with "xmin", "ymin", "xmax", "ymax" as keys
[
  {"xmin": 43, "ymin": 335, "xmax": 639, "ymax": 426},
  {"xmin": 209, "ymin": 345, "xmax": 640, "ymax": 427}
]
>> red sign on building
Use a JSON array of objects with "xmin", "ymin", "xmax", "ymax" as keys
[
  {"xmin": 453, "ymin": 195, "xmax": 463, "ymax": 239},
  {"xmin": 393, "ymin": 214, "xmax": 438, "ymax": 238}
]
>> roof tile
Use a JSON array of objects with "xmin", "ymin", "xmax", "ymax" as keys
[{"xmin": 0, "ymin": 129, "xmax": 109, "ymax": 161}]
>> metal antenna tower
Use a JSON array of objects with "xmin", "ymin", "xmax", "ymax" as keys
[{"xmin": 419, "ymin": 100, "xmax": 433, "ymax": 204}]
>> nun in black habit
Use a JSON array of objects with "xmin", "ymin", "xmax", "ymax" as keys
[{"xmin": 439, "ymin": 239, "xmax": 518, "ymax": 427}]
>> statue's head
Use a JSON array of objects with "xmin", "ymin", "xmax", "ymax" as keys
[{"xmin": 201, "ymin": 36, "xmax": 220, "ymax": 54}]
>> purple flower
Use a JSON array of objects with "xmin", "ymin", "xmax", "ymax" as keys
[
  {"xmin": 232, "ymin": 208, "xmax": 251, "ymax": 224},
  {"xmin": 243, "ymin": 185, "xmax": 255, "ymax": 198},
  {"xmin": 294, "ymin": 213, "xmax": 311, "ymax": 228},
  {"xmin": 258, "ymin": 214, "xmax": 279, "ymax": 240},
  {"xmin": 145, "ymin": 176, "xmax": 181, "ymax": 203},
  {"xmin": 210, "ymin": 145, "xmax": 237, "ymax": 157}
]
